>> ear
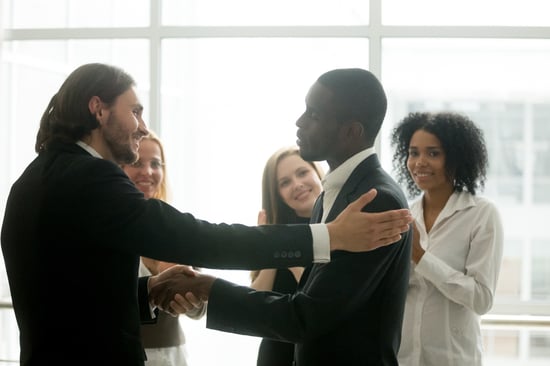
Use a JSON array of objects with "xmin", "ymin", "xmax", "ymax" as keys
[
  {"xmin": 347, "ymin": 120, "xmax": 364, "ymax": 139},
  {"xmin": 88, "ymin": 96, "xmax": 106, "ymax": 125}
]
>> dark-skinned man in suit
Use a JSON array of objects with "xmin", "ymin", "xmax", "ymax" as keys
[{"xmin": 151, "ymin": 68, "xmax": 412, "ymax": 366}]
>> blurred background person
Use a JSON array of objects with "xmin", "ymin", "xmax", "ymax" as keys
[
  {"xmin": 250, "ymin": 146, "xmax": 324, "ymax": 366},
  {"xmin": 390, "ymin": 112, "xmax": 504, "ymax": 366},
  {"xmin": 123, "ymin": 131, "xmax": 206, "ymax": 366}
]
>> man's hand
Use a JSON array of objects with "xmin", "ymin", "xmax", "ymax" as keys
[
  {"xmin": 149, "ymin": 269, "xmax": 217, "ymax": 315},
  {"xmin": 327, "ymin": 188, "xmax": 412, "ymax": 252},
  {"xmin": 147, "ymin": 264, "xmax": 197, "ymax": 292}
]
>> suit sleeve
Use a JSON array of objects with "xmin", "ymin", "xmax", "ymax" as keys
[
  {"xmin": 206, "ymin": 242, "xmax": 405, "ymax": 342},
  {"xmin": 67, "ymin": 159, "xmax": 314, "ymax": 270},
  {"xmin": 206, "ymin": 188, "xmax": 411, "ymax": 342},
  {"xmin": 138, "ymin": 276, "xmax": 158, "ymax": 324}
]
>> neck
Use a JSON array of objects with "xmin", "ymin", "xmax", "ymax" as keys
[
  {"xmin": 422, "ymin": 186, "xmax": 454, "ymax": 212},
  {"xmin": 81, "ymin": 131, "xmax": 113, "ymax": 162}
]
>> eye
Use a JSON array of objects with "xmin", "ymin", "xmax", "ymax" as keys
[
  {"xmin": 130, "ymin": 161, "xmax": 143, "ymax": 168},
  {"xmin": 279, "ymin": 179, "xmax": 290, "ymax": 189},
  {"xmin": 408, "ymin": 150, "xmax": 419, "ymax": 157},
  {"xmin": 304, "ymin": 108, "xmax": 320, "ymax": 120},
  {"xmin": 297, "ymin": 168, "xmax": 309, "ymax": 177},
  {"xmin": 150, "ymin": 160, "xmax": 164, "ymax": 170}
]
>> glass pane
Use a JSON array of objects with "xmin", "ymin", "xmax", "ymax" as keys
[
  {"xmin": 0, "ymin": 307, "xmax": 18, "ymax": 364},
  {"xmin": 161, "ymin": 37, "xmax": 367, "ymax": 223},
  {"xmin": 381, "ymin": 38, "xmax": 550, "ymax": 308},
  {"xmin": 533, "ymin": 105, "xmax": 550, "ymax": 203},
  {"xmin": 4, "ymin": 0, "xmax": 149, "ymax": 28},
  {"xmin": 532, "ymin": 240, "xmax": 550, "ymax": 300},
  {"xmin": 162, "ymin": 0, "xmax": 369, "ymax": 26},
  {"xmin": 530, "ymin": 332, "xmax": 550, "ymax": 358},
  {"xmin": 496, "ymin": 239, "xmax": 522, "ymax": 299},
  {"xmin": 383, "ymin": 0, "xmax": 550, "ymax": 26},
  {"xmin": 483, "ymin": 329, "xmax": 519, "ymax": 360}
]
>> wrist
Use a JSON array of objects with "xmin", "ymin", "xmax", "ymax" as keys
[{"xmin": 326, "ymin": 222, "xmax": 341, "ymax": 251}]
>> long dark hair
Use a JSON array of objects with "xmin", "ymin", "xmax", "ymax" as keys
[{"xmin": 35, "ymin": 63, "xmax": 135, "ymax": 152}]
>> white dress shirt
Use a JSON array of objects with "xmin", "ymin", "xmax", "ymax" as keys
[
  {"xmin": 321, "ymin": 147, "xmax": 375, "ymax": 223},
  {"xmin": 398, "ymin": 191, "xmax": 504, "ymax": 366}
]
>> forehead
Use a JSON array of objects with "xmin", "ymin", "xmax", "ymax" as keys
[
  {"xmin": 305, "ymin": 82, "xmax": 336, "ymax": 113},
  {"xmin": 277, "ymin": 154, "xmax": 308, "ymax": 176},
  {"xmin": 410, "ymin": 129, "xmax": 442, "ymax": 147},
  {"xmin": 115, "ymin": 86, "xmax": 141, "ymax": 105},
  {"xmin": 137, "ymin": 139, "xmax": 162, "ymax": 157}
]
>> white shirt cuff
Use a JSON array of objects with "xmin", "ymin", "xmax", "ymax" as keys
[{"xmin": 310, "ymin": 223, "xmax": 330, "ymax": 263}]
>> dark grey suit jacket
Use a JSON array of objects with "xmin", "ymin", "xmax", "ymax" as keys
[
  {"xmin": 1, "ymin": 142, "xmax": 314, "ymax": 366},
  {"xmin": 206, "ymin": 154, "xmax": 412, "ymax": 366}
]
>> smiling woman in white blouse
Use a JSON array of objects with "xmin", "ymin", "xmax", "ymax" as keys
[{"xmin": 390, "ymin": 111, "xmax": 504, "ymax": 366}]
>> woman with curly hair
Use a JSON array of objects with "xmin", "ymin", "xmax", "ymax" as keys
[{"xmin": 390, "ymin": 112, "xmax": 504, "ymax": 366}]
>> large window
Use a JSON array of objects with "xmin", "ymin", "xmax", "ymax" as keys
[{"xmin": 2, "ymin": 1, "xmax": 550, "ymax": 365}]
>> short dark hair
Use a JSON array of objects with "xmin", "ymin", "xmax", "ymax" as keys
[
  {"xmin": 317, "ymin": 68, "xmax": 387, "ymax": 146},
  {"xmin": 35, "ymin": 63, "xmax": 135, "ymax": 152},
  {"xmin": 390, "ymin": 111, "xmax": 488, "ymax": 197}
]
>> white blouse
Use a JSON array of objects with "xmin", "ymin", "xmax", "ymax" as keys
[{"xmin": 398, "ymin": 191, "xmax": 504, "ymax": 366}]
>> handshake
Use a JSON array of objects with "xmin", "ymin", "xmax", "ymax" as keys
[{"xmin": 148, "ymin": 265, "xmax": 217, "ymax": 316}]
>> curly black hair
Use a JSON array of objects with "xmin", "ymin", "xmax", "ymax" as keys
[{"xmin": 390, "ymin": 111, "xmax": 488, "ymax": 198}]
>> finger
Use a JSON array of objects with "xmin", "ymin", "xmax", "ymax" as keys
[
  {"xmin": 257, "ymin": 209, "xmax": 267, "ymax": 225},
  {"xmin": 347, "ymin": 189, "xmax": 377, "ymax": 211},
  {"xmin": 171, "ymin": 293, "xmax": 195, "ymax": 313},
  {"xmin": 369, "ymin": 209, "xmax": 411, "ymax": 224},
  {"xmin": 184, "ymin": 291, "xmax": 202, "ymax": 307},
  {"xmin": 373, "ymin": 234, "xmax": 403, "ymax": 248},
  {"xmin": 170, "ymin": 265, "xmax": 197, "ymax": 277}
]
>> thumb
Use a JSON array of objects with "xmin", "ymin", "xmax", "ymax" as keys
[
  {"xmin": 171, "ymin": 265, "xmax": 197, "ymax": 277},
  {"xmin": 257, "ymin": 209, "xmax": 267, "ymax": 225},
  {"xmin": 347, "ymin": 188, "xmax": 377, "ymax": 212}
]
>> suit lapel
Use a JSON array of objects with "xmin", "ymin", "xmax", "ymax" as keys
[
  {"xmin": 299, "ymin": 156, "xmax": 380, "ymax": 289},
  {"xmin": 310, "ymin": 191, "xmax": 325, "ymax": 224},
  {"xmin": 324, "ymin": 154, "xmax": 381, "ymax": 222}
]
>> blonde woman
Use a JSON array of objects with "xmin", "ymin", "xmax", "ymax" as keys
[{"xmin": 123, "ymin": 132, "xmax": 206, "ymax": 366}]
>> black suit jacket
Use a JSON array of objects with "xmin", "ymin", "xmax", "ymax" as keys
[
  {"xmin": 207, "ymin": 154, "xmax": 412, "ymax": 365},
  {"xmin": 0, "ymin": 142, "xmax": 314, "ymax": 366}
]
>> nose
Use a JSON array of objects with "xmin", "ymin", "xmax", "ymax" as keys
[
  {"xmin": 415, "ymin": 155, "xmax": 427, "ymax": 166},
  {"xmin": 137, "ymin": 162, "xmax": 153, "ymax": 175},
  {"xmin": 138, "ymin": 117, "xmax": 149, "ymax": 138},
  {"xmin": 296, "ymin": 112, "xmax": 306, "ymax": 128}
]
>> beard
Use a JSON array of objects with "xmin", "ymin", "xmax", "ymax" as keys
[{"xmin": 103, "ymin": 113, "xmax": 139, "ymax": 165}]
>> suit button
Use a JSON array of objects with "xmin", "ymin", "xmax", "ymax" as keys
[
  {"xmin": 295, "ymin": 251, "xmax": 301, "ymax": 258},
  {"xmin": 281, "ymin": 251, "xmax": 287, "ymax": 258},
  {"xmin": 274, "ymin": 252, "xmax": 280, "ymax": 258},
  {"xmin": 288, "ymin": 251, "xmax": 294, "ymax": 258}
]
